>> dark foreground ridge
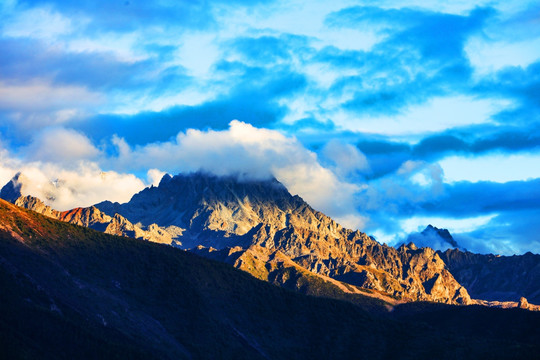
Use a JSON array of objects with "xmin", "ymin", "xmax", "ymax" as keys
[{"xmin": 1, "ymin": 198, "xmax": 539, "ymax": 359}]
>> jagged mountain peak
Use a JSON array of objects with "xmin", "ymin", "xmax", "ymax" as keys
[
  {"xmin": 0, "ymin": 171, "xmax": 61, "ymax": 205},
  {"xmin": 422, "ymin": 224, "xmax": 459, "ymax": 248},
  {"xmin": 97, "ymin": 172, "xmax": 300, "ymax": 218},
  {"xmin": 0, "ymin": 172, "xmax": 25, "ymax": 202},
  {"xmin": 400, "ymin": 224, "xmax": 462, "ymax": 252},
  {"xmin": 95, "ymin": 171, "xmax": 314, "ymax": 247},
  {"xmin": 141, "ymin": 171, "xmax": 295, "ymax": 205}
]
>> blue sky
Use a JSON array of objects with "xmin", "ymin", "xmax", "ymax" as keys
[{"xmin": 1, "ymin": 0, "xmax": 540, "ymax": 254}]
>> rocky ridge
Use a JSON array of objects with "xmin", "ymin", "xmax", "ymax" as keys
[
  {"xmin": 1, "ymin": 175, "xmax": 173, "ymax": 244},
  {"xmin": 439, "ymin": 248, "xmax": 540, "ymax": 304}
]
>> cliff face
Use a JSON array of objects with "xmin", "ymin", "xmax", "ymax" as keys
[{"xmin": 0, "ymin": 172, "xmax": 471, "ymax": 304}]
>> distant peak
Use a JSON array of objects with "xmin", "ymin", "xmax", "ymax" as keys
[
  {"xmin": 0, "ymin": 172, "xmax": 25, "ymax": 202},
  {"xmin": 398, "ymin": 224, "xmax": 461, "ymax": 252},
  {"xmin": 158, "ymin": 173, "xmax": 173, "ymax": 186},
  {"xmin": 422, "ymin": 225, "xmax": 458, "ymax": 248}
]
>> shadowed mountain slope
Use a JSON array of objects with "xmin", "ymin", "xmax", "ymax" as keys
[
  {"xmin": 1, "ymin": 198, "xmax": 540, "ymax": 359},
  {"xmin": 0, "ymin": 198, "xmax": 389, "ymax": 359},
  {"xmin": 439, "ymin": 249, "xmax": 540, "ymax": 304}
]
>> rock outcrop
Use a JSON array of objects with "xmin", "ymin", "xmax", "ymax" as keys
[{"xmin": 519, "ymin": 297, "xmax": 529, "ymax": 310}]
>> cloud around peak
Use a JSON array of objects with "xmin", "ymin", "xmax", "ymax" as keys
[{"xmin": 108, "ymin": 120, "xmax": 366, "ymax": 229}]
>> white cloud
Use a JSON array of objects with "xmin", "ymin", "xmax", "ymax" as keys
[
  {"xmin": 0, "ymin": 161, "xmax": 145, "ymax": 211},
  {"xmin": 1, "ymin": 120, "xmax": 366, "ymax": 229},
  {"xmin": 175, "ymin": 33, "xmax": 219, "ymax": 77},
  {"xmin": 67, "ymin": 32, "xmax": 148, "ymax": 63},
  {"xmin": 274, "ymin": 162, "xmax": 367, "ymax": 229},
  {"xmin": 359, "ymin": 160, "xmax": 444, "ymax": 215},
  {"xmin": 0, "ymin": 80, "xmax": 102, "ymax": 113},
  {"xmin": 0, "ymin": 80, "xmax": 103, "ymax": 136},
  {"xmin": 364, "ymin": 0, "xmax": 513, "ymax": 15},
  {"xmin": 0, "ymin": 148, "xmax": 19, "ymax": 188},
  {"xmin": 0, "ymin": 147, "xmax": 145, "ymax": 211},
  {"xmin": 147, "ymin": 168, "xmax": 167, "ymax": 186},
  {"xmin": 278, "ymin": 95, "xmax": 319, "ymax": 125},
  {"xmin": 137, "ymin": 89, "xmax": 215, "ymax": 113},
  {"xmin": 2, "ymin": 6, "xmax": 73, "ymax": 40},
  {"xmin": 224, "ymin": 0, "xmax": 381, "ymax": 51},
  {"xmin": 23, "ymin": 127, "xmax": 100, "ymax": 164},
  {"xmin": 320, "ymin": 139, "xmax": 369, "ymax": 177},
  {"xmin": 451, "ymin": 233, "xmax": 510, "ymax": 255},
  {"xmin": 335, "ymin": 96, "xmax": 510, "ymax": 136},
  {"xmin": 466, "ymin": 36, "xmax": 540, "ymax": 76},
  {"xmin": 439, "ymin": 153, "xmax": 540, "ymax": 183},
  {"xmin": 109, "ymin": 120, "xmax": 365, "ymax": 229}
]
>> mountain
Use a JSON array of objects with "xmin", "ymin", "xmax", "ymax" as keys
[
  {"xmin": 3, "ymin": 183, "xmax": 174, "ymax": 244},
  {"xmin": 404, "ymin": 224, "xmax": 540, "ymax": 305},
  {"xmin": 2, "ymin": 198, "xmax": 540, "ymax": 359},
  {"xmin": 439, "ymin": 249, "xmax": 540, "ymax": 305},
  {"xmin": 94, "ymin": 173, "xmax": 300, "ymax": 248},
  {"xmin": 0, "ymin": 197, "xmax": 388, "ymax": 359},
  {"xmin": 99, "ymin": 173, "xmax": 475, "ymax": 304},
  {"xmin": 2, "ymin": 172, "xmax": 472, "ymax": 305},
  {"xmin": 6, "ymin": 172, "xmax": 540, "ymax": 308},
  {"xmin": 0, "ymin": 172, "xmax": 26, "ymax": 202},
  {"xmin": 424, "ymin": 225, "xmax": 459, "ymax": 248},
  {"xmin": 402, "ymin": 225, "xmax": 462, "ymax": 252}
]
